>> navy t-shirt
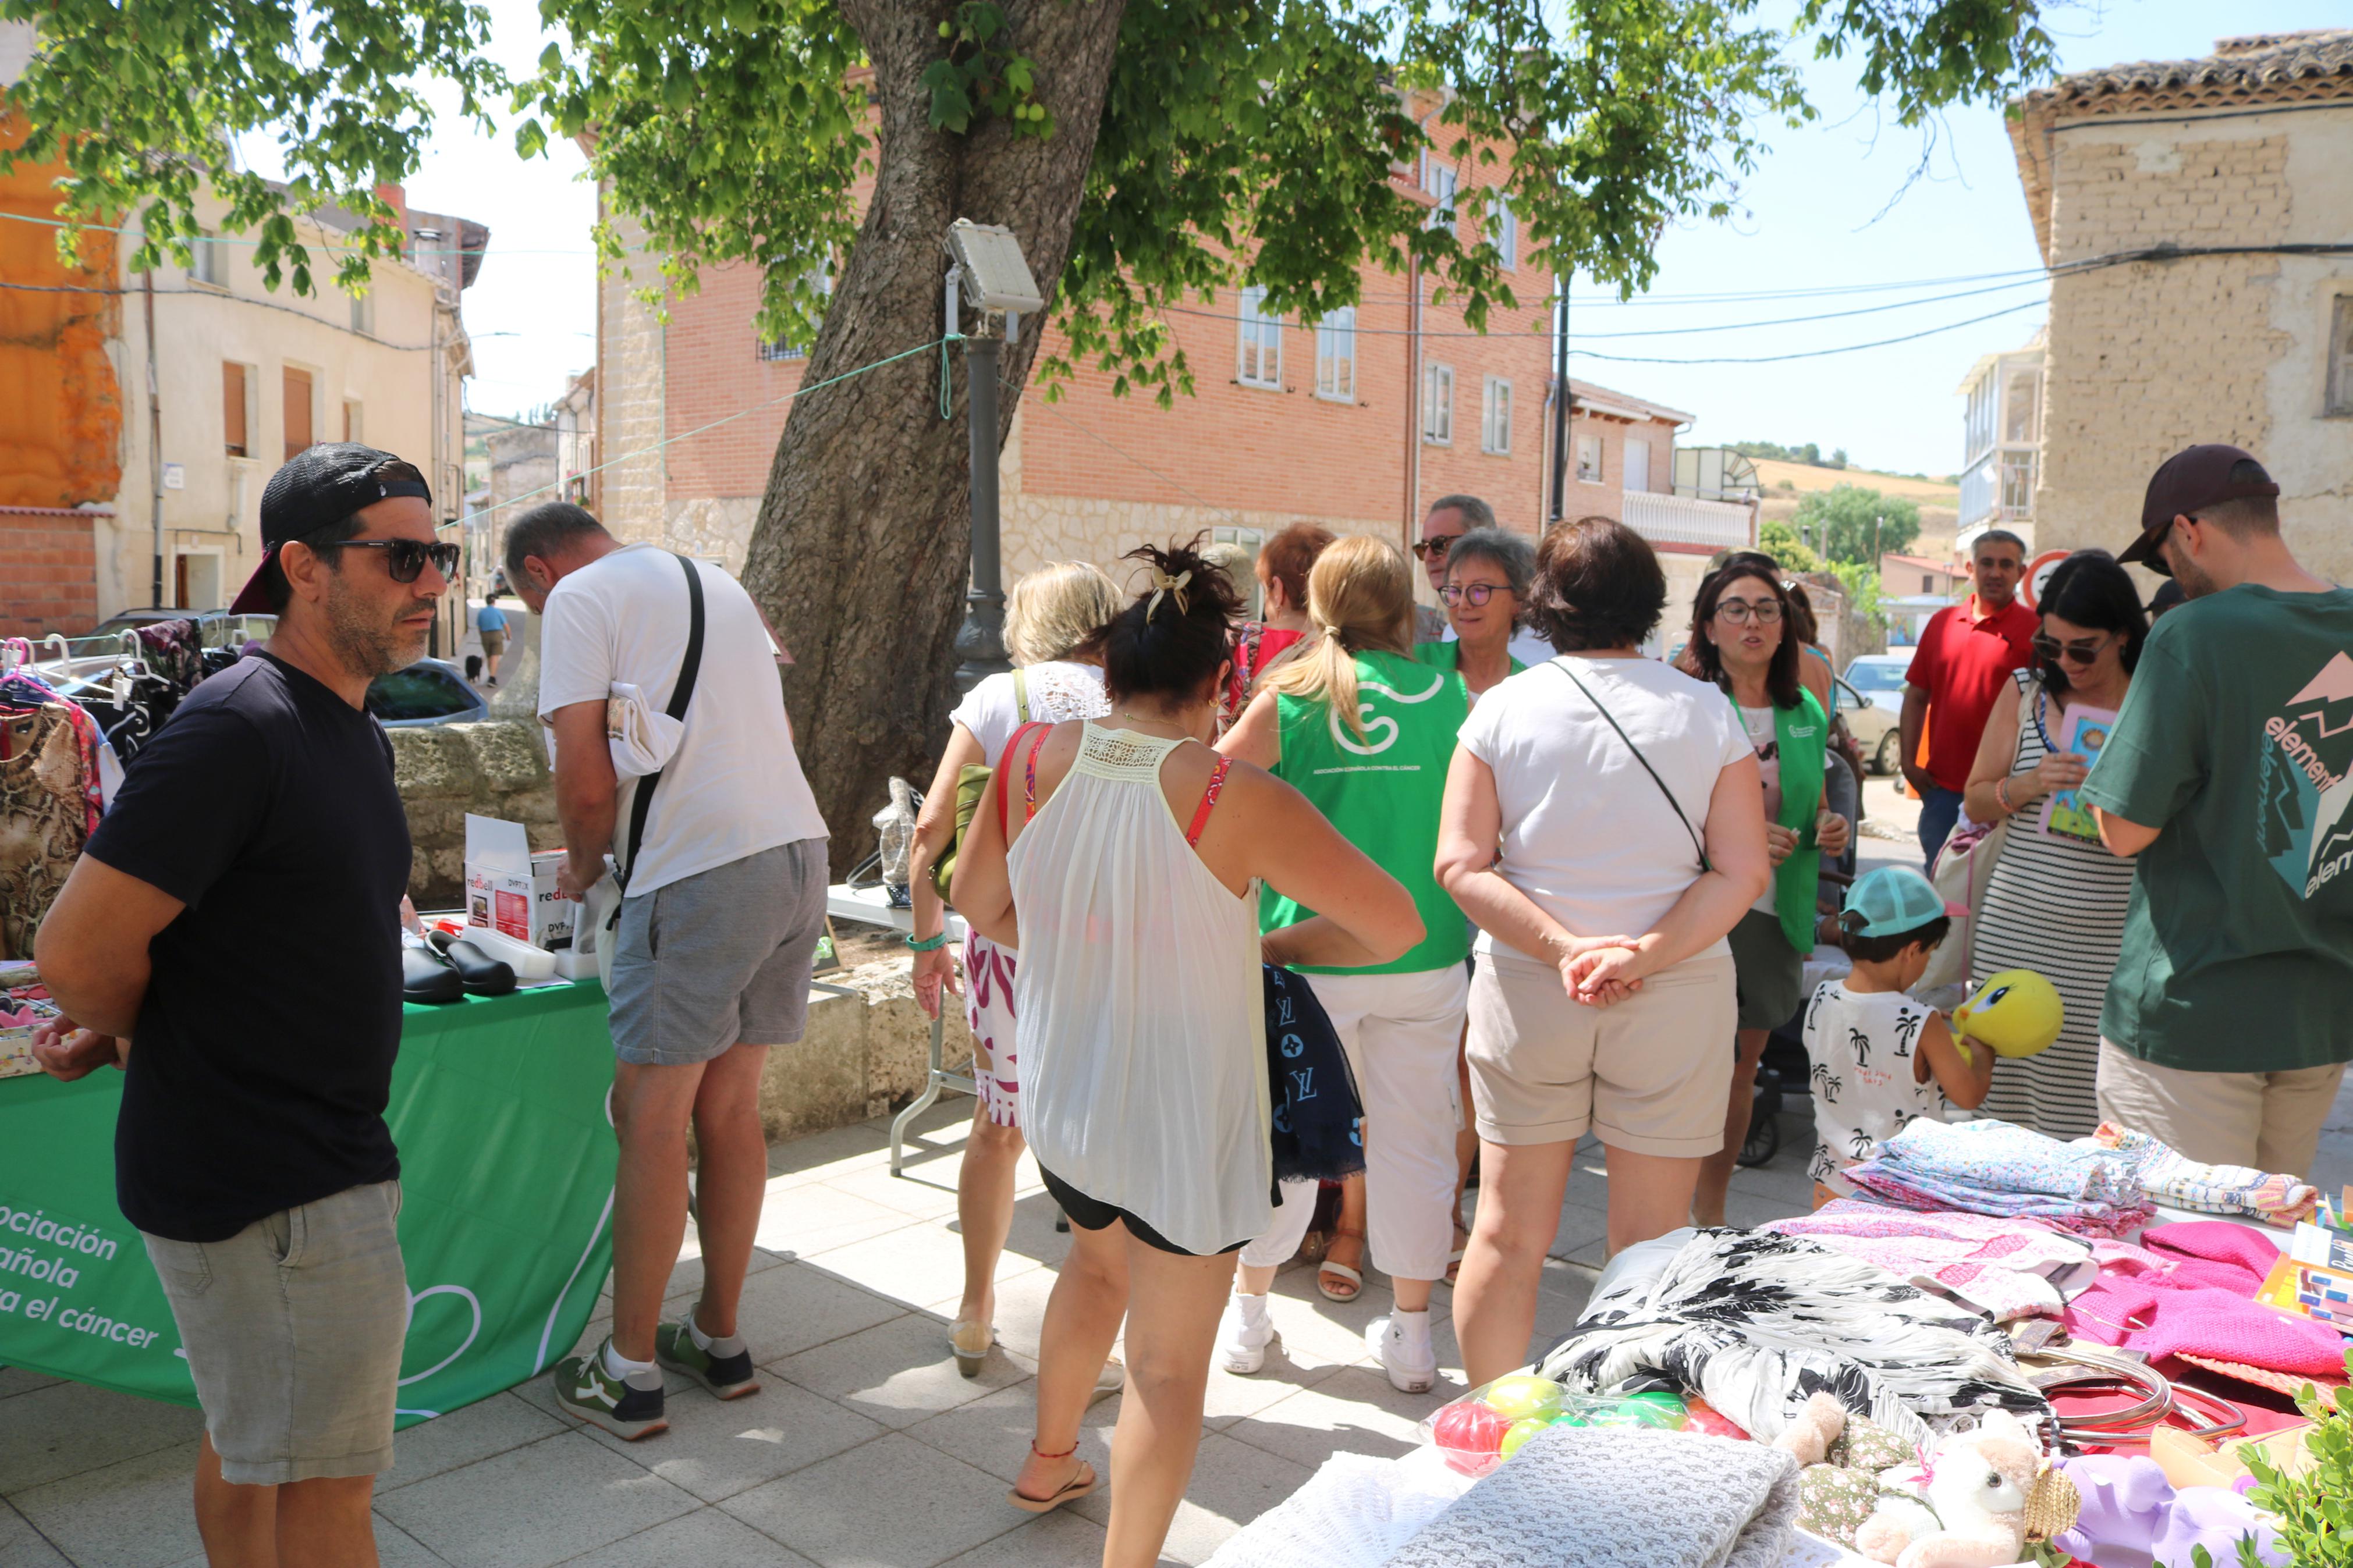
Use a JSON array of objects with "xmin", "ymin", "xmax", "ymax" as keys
[{"xmin": 84, "ymin": 652, "xmax": 410, "ymax": 1242}]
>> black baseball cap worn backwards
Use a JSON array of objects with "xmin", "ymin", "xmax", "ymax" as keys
[
  {"xmin": 228, "ymin": 443, "xmax": 435, "ymax": 614},
  {"xmin": 2120, "ymin": 443, "xmax": 2279, "ymax": 576}
]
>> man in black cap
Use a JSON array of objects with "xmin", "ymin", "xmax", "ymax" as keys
[
  {"xmin": 32, "ymin": 444, "xmax": 453, "ymax": 1565},
  {"xmin": 2075, "ymin": 443, "xmax": 2353, "ymax": 1173}
]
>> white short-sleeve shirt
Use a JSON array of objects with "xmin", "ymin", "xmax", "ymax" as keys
[
  {"xmin": 1457, "ymin": 654, "xmax": 1749, "ymax": 957},
  {"xmin": 947, "ymin": 661, "xmax": 1109, "ymax": 762},
  {"xmin": 537, "ymin": 543, "xmax": 827, "ymax": 894}
]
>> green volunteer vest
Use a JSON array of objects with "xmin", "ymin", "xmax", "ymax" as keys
[
  {"xmin": 1726, "ymin": 684, "xmax": 1829, "ymax": 954},
  {"xmin": 1260, "ymin": 647, "xmax": 1471, "ymax": 974}
]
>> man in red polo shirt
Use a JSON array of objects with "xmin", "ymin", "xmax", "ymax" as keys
[{"xmin": 1898, "ymin": 529, "xmax": 2036, "ymax": 862}]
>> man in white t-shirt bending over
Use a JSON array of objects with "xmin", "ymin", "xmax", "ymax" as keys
[{"xmin": 506, "ymin": 502, "xmax": 829, "ymax": 1440}]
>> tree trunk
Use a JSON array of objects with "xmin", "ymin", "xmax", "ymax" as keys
[{"xmin": 739, "ymin": 0, "xmax": 1128, "ymax": 877}]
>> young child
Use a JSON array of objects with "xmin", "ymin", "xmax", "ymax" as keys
[{"xmin": 1802, "ymin": 865, "xmax": 1993, "ymax": 1206}]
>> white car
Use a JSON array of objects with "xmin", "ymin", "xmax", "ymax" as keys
[
  {"xmin": 1843, "ymin": 653, "xmax": 1914, "ymax": 714},
  {"xmin": 1832, "ymin": 677, "xmax": 1904, "ymax": 776}
]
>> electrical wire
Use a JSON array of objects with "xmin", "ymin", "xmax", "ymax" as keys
[{"xmin": 1567, "ymin": 300, "xmax": 2049, "ymax": 364}]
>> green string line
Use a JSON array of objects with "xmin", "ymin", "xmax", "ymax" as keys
[{"xmin": 464, "ymin": 333, "xmax": 954, "ymax": 528}]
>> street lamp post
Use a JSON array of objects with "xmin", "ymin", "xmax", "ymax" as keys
[{"xmin": 943, "ymin": 221, "xmax": 1044, "ymax": 694}]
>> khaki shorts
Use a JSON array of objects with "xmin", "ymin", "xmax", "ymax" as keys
[
  {"xmin": 2095, "ymin": 1039, "xmax": 2348, "ymax": 1176},
  {"xmin": 142, "ymin": 1180, "xmax": 409, "ymax": 1486},
  {"xmin": 1467, "ymin": 948, "xmax": 1737, "ymax": 1156}
]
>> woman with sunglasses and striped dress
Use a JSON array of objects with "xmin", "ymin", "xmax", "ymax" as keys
[{"xmin": 1960, "ymin": 550, "xmax": 2147, "ymax": 1137}]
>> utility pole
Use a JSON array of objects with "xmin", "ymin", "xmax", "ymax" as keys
[
  {"xmin": 1549, "ymin": 273, "xmax": 1570, "ymax": 523},
  {"xmin": 945, "ymin": 221, "xmax": 1043, "ymax": 694}
]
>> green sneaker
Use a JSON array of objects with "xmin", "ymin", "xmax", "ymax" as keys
[
  {"xmin": 552, "ymin": 1339, "xmax": 668, "ymax": 1440},
  {"xmin": 656, "ymin": 1319, "xmax": 760, "ymax": 1400}
]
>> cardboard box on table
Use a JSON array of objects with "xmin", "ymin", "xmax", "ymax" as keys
[{"xmin": 464, "ymin": 813, "xmax": 578, "ymax": 957}]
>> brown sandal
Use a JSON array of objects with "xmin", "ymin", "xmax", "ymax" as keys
[
  {"xmin": 1007, "ymin": 1445, "xmax": 1096, "ymax": 1514},
  {"xmin": 1318, "ymin": 1226, "xmax": 1366, "ymax": 1302}
]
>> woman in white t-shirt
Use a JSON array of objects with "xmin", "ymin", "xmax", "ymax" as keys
[
  {"xmin": 1436, "ymin": 517, "xmax": 1773, "ymax": 1388},
  {"xmin": 908, "ymin": 561, "xmax": 1121, "ymax": 1379}
]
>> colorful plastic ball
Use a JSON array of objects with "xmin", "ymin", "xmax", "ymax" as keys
[
  {"xmin": 1680, "ymin": 1396, "xmax": 1752, "ymax": 1441},
  {"xmin": 1431, "ymin": 1400, "xmax": 1513, "ymax": 1473},
  {"xmin": 1478, "ymin": 1374, "xmax": 1564, "ymax": 1421},
  {"xmin": 1620, "ymin": 1392, "xmax": 1689, "ymax": 1430},
  {"xmin": 1499, "ymin": 1417, "xmax": 1550, "ymax": 1460}
]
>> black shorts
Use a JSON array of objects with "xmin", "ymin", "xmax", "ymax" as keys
[{"xmin": 1037, "ymin": 1165, "xmax": 1248, "ymax": 1258}]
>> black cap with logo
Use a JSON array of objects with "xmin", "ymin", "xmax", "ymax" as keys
[
  {"xmin": 228, "ymin": 444, "xmax": 434, "ymax": 614},
  {"xmin": 2120, "ymin": 444, "xmax": 2279, "ymax": 576}
]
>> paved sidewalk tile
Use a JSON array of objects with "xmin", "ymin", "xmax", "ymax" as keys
[
  {"xmin": 380, "ymin": 1392, "xmax": 568, "ymax": 1494},
  {"xmin": 752, "ymin": 1182, "xmax": 920, "ymax": 1259},
  {"xmin": 555, "ymin": 1378, "xmax": 887, "ymax": 1504},
  {"xmin": 0, "ymin": 1382, "xmax": 203, "ymax": 1495},
  {"xmin": 0, "ymin": 1367, "xmax": 62, "ymax": 1400},
  {"xmin": 1071, "ymin": 1431, "xmax": 1311, "ymax": 1566},
  {"xmin": 680, "ymin": 1259, "xmax": 908, "ymax": 1364},
  {"xmin": 10, "ymin": 1440, "xmax": 203, "ymax": 1568},
  {"xmin": 552, "ymin": 1505, "xmax": 818, "ymax": 1566},
  {"xmin": 376, "ymin": 1431, "xmax": 700, "ymax": 1568},
  {"xmin": 771, "ymin": 1313, "xmax": 1028, "ymax": 1430},
  {"xmin": 903, "ymin": 1384, "xmax": 1122, "ymax": 1488},
  {"xmin": 937, "ymin": 1509, "xmax": 1106, "ymax": 1568},
  {"xmin": 810, "ymin": 1222, "xmax": 1039, "ymax": 1311},
  {"xmin": 719, "ymin": 1431, "xmax": 1017, "ymax": 1568},
  {"xmin": 0, "ymin": 1497, "xmax": 70, "ymax": 1568}
]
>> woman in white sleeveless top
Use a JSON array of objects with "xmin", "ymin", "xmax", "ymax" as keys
[
  {"xmin": 908, "ymin": 563, "xmax": 1122, "ymax": 1380},
  {"xmin": 953, "ymin": 542, "xmax": 1421, "ymax": 1567}
]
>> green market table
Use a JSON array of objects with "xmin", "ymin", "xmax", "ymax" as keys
[{"xmin": 0, "ymin": 980, "xmax": 617, "ymax": 1427}]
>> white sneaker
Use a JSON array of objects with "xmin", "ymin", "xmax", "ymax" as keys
[
  {"xmin": 1366, "ymin": 1310, "xmax": 1437, "ymax": 1394},
  {"xmin": 1217, "ymin": 1293, "xmax": 1275, "ymax": 1375}
]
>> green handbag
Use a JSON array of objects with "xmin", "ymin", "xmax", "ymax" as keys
[{"xmin": 931, "ymin": 670, "xmax": 1026, "ymax": 902}]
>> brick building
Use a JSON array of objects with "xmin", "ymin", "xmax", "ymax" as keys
[
  {"xmin": 588, "ymin": 103, "xmax": 1741, "ymax": 611},
  {"xmin": 2008, "ymin": 30, "xmax": 2353, "ymax": 581}
]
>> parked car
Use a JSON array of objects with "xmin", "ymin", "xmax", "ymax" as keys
[
  {"xmin": 88, "ymin": 609, "xmax": 278, "ymax": 649},
  {"xmin": 1833, "ymin": 676, "xmax": 1903, "ymax": 776},
  {"xmin": 1843, "ymin": 653, "xmax": 1914, "ymax": 714},
  {"xmin": 367, "ymin": 659, "xmax": 489, "ymax": 727}
]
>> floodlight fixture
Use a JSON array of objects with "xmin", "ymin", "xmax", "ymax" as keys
[{"xmin": 945, "ymin": 219, "xmax": 1044, "ymax": 315}]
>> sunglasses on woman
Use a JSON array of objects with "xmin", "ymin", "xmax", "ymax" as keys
[
  {"xmin": 329, "ymin": 538, "xmax": 462, "ymax": 583},
  {"xmin": 2032, "ymin": 632, "xmax": 2108, "ymax": 666},
  {"xmin": 1411, "ymin": 535, "xmax": 1457, "ymax": 561},
  {"xmin": 1440, "ymin": 582, "xmax": 1509, "ymax": 606}
]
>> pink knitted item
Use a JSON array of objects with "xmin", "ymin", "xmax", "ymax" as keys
[{"xmin": 2064, "ymin": 1221, "xmax": 2347, "ymax": 1377}]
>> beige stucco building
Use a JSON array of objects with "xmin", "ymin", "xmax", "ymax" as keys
[{"xmin": 2009, "ymin": 30, "xmax": 2353, "ymax": 581}]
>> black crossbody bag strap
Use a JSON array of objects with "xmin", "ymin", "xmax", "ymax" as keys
[
  {"xmin": 1549, "ymin": 658, "xmax": 1711, "ymax": 874},
  {"xmin": 615, "ymin": 553, "xmax": 707, "ymax": 891}
]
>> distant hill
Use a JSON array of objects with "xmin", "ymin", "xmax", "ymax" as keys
[{"xmin": 1749, "ymin": 459, "xmax": 1959, "ymax": 506}]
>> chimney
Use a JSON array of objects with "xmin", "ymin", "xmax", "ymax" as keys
[{"xmin": 374, "ymin": 183, "xmax": 410, "ymax": 240}]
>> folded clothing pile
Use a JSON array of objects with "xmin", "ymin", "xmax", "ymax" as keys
[
  {"xmin": 1841, "ymin": 1117, "xmax": 2153, "ymax": 1237},
  {"xmin": 1766, "ymin": 1201, "xmax": 2098, "ymax": 1321},
  {"xmin": 1536, "ymin": 1228, "xmax": 2050, "ymax": 1447},
  {"xmin": 2092, "ymin": 1124, "xmax": 2320, "ymax": 1225},
  {"xmin": 1384, "ymin": 1427, "xmax": 1799, "ymax": 1568},
  {"xmin": 2066, "ymin": 1221, "xmax": 2347, "ymax": 1378}
]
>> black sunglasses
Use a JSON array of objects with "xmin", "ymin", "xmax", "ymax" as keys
[
  {"xmin": 1411, "ymin": 535, "xmax": 1458, "ymax": 561},
  {"xmin": 324, "ymin": 538, "xmax": 461, "ymax": 584},
  {"xmin": 2032, "ymin": 632, "xmax": 2107, "ymax": 665}
]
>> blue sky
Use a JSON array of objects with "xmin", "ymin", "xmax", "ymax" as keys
[{"xmin": 341, "ymin": 0, "xmax": 2348, "ymax": 472}]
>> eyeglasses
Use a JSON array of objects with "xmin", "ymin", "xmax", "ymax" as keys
[
  {"xmin": 1440, "ymin": 582, "xmax": 1509, "ymax": 606},
  {"xmin": 2032, "ymin": 632, "xmax": 2109, "ymax": 666},
  {"xmin": 324, "ymin": 538, "xmax": 461, "ymax": 584},
  {"xmin": 1712, "ymin": 599, "xmax": 1783, "ymax": 625},
  {"xmin": 1411, "ymin": 535, "xmax": 1459, "ymax": 561}
]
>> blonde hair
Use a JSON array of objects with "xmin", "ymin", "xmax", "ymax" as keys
[
  {"xmin": 1005, "ymin": 561, "xmax": 1123, "ymax": 666},
  {"xmin": 1264, "ymin": 534, "xmax": 1414, "ymax": 737}
]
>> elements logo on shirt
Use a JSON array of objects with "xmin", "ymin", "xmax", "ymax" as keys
[{"xmin": 2261, "ymin": 651, "xmax": 2353, "ymax": 898}]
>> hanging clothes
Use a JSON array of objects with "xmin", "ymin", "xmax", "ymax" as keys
[
  {"xmin": 1, "ymin": 706, "xmax": 93, "ymax": 959},
  {"xmin": 0, "ymin": 670, "xmax": 105, "ymax": 838},
  {"xmin": 135, "ymin": 619, "xmax": 205, "ymax": 710}
]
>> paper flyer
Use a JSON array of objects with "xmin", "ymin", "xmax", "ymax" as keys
[{"xmin": 2039, "ymin": 704, "xmax": 2117, "ymax": 843}]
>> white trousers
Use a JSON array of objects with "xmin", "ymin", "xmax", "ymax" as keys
[{"xmin": 1239, "ymin": 965, "xmax": 1472, "ymax": 1283}]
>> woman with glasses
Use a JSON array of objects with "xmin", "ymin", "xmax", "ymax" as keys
[
  {"xmin": 1685, "ymin": 561, "xmax": 1850, "ymax": 1228},
  {"xmin": 1416, "ymin": 527, "xmax": 1537, "ymax": 705},
  {"xmin": 1961, "ymin": 550, "xmax": 2145, "ymax": 1137}
]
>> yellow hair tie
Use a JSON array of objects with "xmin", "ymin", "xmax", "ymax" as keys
[{"xmin": 1146, "ymin": 568, "xmax": 1192, "ymax": 621}]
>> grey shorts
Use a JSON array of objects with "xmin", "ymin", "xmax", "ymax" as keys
[
  {"xmin": 1727, "ymin": 907, "xmax": 1805, "ymax": 1032},
  {"xmin": 609, "ymin": 837, "xmax": 828, "ymax": 1066},
  {"xmin": 141, "ymin": 1180, "xmax": 408, "ymax": 1486}
]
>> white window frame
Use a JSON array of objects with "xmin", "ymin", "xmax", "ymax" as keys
[
  {"xmin": 1422, "ymin": 362, "xmax": 1454, "ymax": 445},
  {"xmin": 348, "ymin": 289, "xmax": 374, "ymax": 337},
  {"xmin": 189, "ymin": 230, "xmax": 228, "ymax": 289},
  {"xmin": 757, "ymin": 267, "xmax": 833, "ymax": 361},
  {"xmin": 1481, "ymin": 375, "xmax": 1512, "ymax": 455},
  {"xmin": 1314, "ymin": 308, "xmax": 1356, "ymax": 403},
  {"xmin": 1623, "ymin": 434, "xmax": 1650, "ymax": 492},
  {"xmin": 2326, "ymin": 294, "xmax": 2353, "ymax": 417},
  {"xmin": 1493, "ymin": 196, "xmax": 1516, "ymax": 271},
  {"xmin": 1423, "ymin": 162, "xmax": 1458, "ymax": 232},
  {"xmin": 1575, "ymin": 433, "xmax": 1604, "ymax": 485},
  {"xmin": 1237, "ymin": 285, "xmax": 1283, "ymax": 389}
]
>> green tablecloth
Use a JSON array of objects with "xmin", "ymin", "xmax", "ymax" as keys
[{"xmin": 0, "ymin": 981, "xmax": 617, "ymax": 1427}]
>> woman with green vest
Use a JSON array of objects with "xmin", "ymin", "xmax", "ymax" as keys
[
  {"xmin": 1213, "ymin": 535, "xmax": 1471, "ymax": 1395},
  {"xmin": 1687, "ymin": 560, "xmax": 1851, "ymax": 1226}
]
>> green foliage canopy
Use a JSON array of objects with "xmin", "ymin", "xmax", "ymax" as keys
[
  {"xmin": 1793, "ymin": 483, "xmax": 1921, "ymax": 565},
  {"xmin": 1, "ymin": 0, "xmax": 2056, "ymax": 406},
  {"xmin": 1759, "ymin": 518, "xmax": 1821, "ymax": 574}
]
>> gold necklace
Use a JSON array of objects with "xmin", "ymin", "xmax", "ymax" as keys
[{"xmin": 1119, "ymin": 711, "xmax": 1190, "ymax": 734}]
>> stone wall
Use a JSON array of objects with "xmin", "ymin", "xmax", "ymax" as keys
[
  {"xmin": 759, "ymin": 958, "xmax": 975, "ymax": 1143},
  {"xmin": 389, "ymin": 720, "xmax": 559, "ymax": 907}
]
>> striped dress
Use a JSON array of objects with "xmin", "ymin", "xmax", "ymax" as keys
[{"xmin": 1972, "ymin": 668, "xmax": 2135, "ymax": 1137}]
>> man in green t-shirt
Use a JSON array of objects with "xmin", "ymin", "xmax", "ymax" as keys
[{"xmin": 2079, "ymin": 444, "xmax": 2353, "ymax": 1174}]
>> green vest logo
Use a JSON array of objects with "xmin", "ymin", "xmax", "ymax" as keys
[
  {"xmin": 2261, "ymin": 652, "xmax": 2353, "ymax": 899},
  {"xmin": 1326, "ymin": 668, "xmax": 1454, "ymax": 758}
]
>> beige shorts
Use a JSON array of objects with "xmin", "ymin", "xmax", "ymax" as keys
[
  {"xmin": 1467, "ymin": 948, "xmax": 1737, "ymax": 1156},
  {"xmin": 2095, "ymin": 1039, "xmax": 2348, "ymax": 1177},
  {"xmin": 142, "ymin": 1180, "xmax": 409, "ymax": 1486}
]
